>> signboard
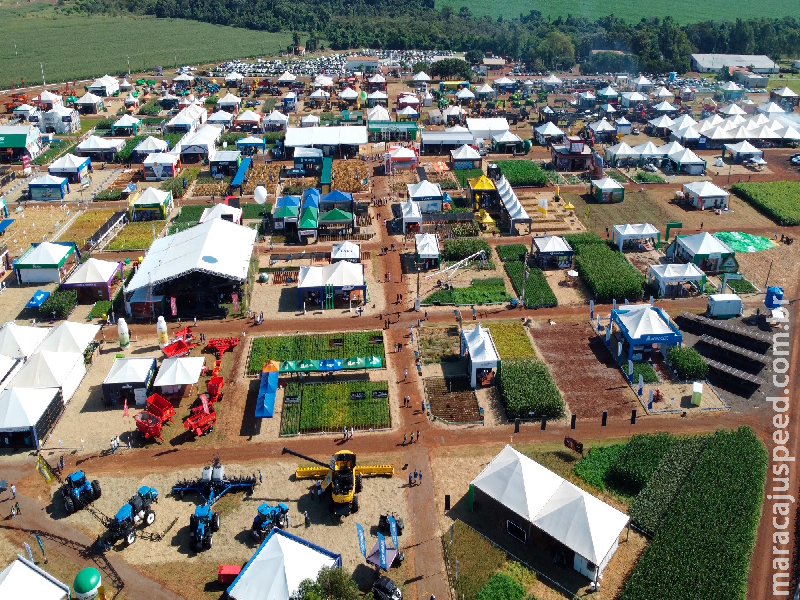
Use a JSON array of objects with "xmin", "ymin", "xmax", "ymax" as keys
[
  {"xmin": 284, "ymin": 395, "xmax": 301, "ymax": 403},
  {"xmin": 134, "ymin": 388, "xmax": 148, "ymax": 406},
  {"xmin": 369, "ymin": 336, "xmax": 384, "ymax": 344},
  {"xmin": 377, "ymin": 532, "xmax": 387, "ymax": 570},
  {"xmin": 350, "ymin": 391, "xmax": 366, "ymax": 400},
  {"xmin": 170, "ymin": 296, "xmax": 177, "ymax": 316},
  {"xmin": 22, "ymin": 155, "xmax": 30, "ymax": 170},
  {"xmin": 372, "ymin": 390, "xmax": 388, "ymax": 399},
  {"xmin": 329, "ymin": 338, "xmax": 344, "ymax": 347},
  {"xmin": 564, "ymin": 436, "xmax": 584, "ymax": 454},
  {"xmin": 356, "ymin": 523, "xmax": 366, "ymax": 558},
  {"xmin": 388, "ymin": 516, "xmax": 398, "ymax": 550},
  {"xmin": 232, "ymin": 293, "xmax": 239, "ymax": 314}
]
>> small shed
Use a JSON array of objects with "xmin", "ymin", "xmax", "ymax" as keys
[
  {"xmin": 666, "ymin": 232, "xmax": 738, "ymax": 273},
  {"xmin": 610, "ymin": 304, "xmax": 682, "ymax": 362},
  {"xmin": 401, "ymin": 199, "xmax": 422, "ymax": 233},
  {"xmin": 102, "ymin": 357, "xmax": 157, "ymax": 407},
  {"xmin": 74, "ymin": 92, "xmax": 104, "ymax": 114},
  {"xmin": 142, "ymin": 152, "xmax": 180, "ymax": 180},
  {"xmin": 61, "ymin": 258, "xmax": 123, "ymax": 302},
  {"xmin": 209, "ymin": 150, "xmax": 242, "ymax": 177},
  {"xmin": 282, "ymin": 92, "xmax": 297, "ymax": 111},
  {"xmin": 532, "ymin": 236, "xmax": 573, "ymax": 269},
  {"xmin": 648, "ymin": 263, "xmax": 707, "ymax": 297},
  {"xmin": 331, "ymin": 241, "xmax": 361, "ymax": 263},
  {"xmin": 28, "ymin": 174, "xmax": 70, "ymax": 200},
  {"xmin": 414, "ymin": 233, "xmax": 440, "ymax": 270},
  {"xmin": 682, "ymin": 181, "xmax": 729, "ymax": 210},
  {"xmin": 294, "ymin": 147, "xmax": 324, "ymax": 172},
  {"xmin": 15, "ymin": 242, "xmax": 77, "ymax": 285},
  {"xmin": 533, "ymin": 122, "xmax": 565, "ymax": 146},
  {"xmin": 130, "ymin": 187, "xmax": 173, "ymax": 221},
  {"xmin": 590, "ymin": 177, "xmax": 624, "ymax": 203},
  {"xmin": 615, "ymin": 116, "xmax": 631, "ymax": 135},
  {"xmin": 153, "ymin": 356, "xmax": 205, "ymax": 397},
  {"xmin": 460, "ymin": 324, "xmax": 499, "ymax": 389},
  {"xmin": 611, "ymin": 223, "xmax": 660, "ymax": 251}
]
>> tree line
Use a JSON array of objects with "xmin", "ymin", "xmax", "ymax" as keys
[{"xmin": 62, "ymin": 0, "xmax": 800, "ymax": 73}]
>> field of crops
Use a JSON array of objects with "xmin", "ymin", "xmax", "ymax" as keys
[
  {"xmin": 192, "ymin": 177, "xmax": 232, "ymax": 197},
  {"xmin": 442, "ymin": 238, "xmax": 491, "ymax": 261},
  {"xmin": 731, "ymin": 181, "xmax": 800, "ymax": 225},
  {"xmin": 497, "ymin": 358, "xmax": 565, "ymax": 419},
  {"xmin": 564, "ymin": 233, "xmax": 645, "ymax": 302},
  {"xmin": 0, "ymin": 4, "xmax": 292, "ymax": 89},
  {"xmin": 621, "ymin": 361, "xmax": 659, "ymax": 383},
  {"xmin": 484, "ymin": 321, "xmax": 536, "ymax": 359},
  {"xmin": 59, "ymin": 210, "xmax": 117, "ymax": 248},
  {"xmin": 332, "ymin": 161, "xmax": 369, "ymax": 192},
  {"xmin": 622, "ymin": 427, "xmax": 767, "ymax": 600},
  {"xmin": 106, "ymin": 221, "xmax": 165, "ymax": 251},
  {"xmin": 455, "ymin": 168, "xmax": 484, "ymax": 189},
  {"xmin": 495, "ymin": 244, "xmax": 527, "ymax": 262},
  {"xmin": 248, "ymin": 331, "xmax": 385, "ymax": 375},
  {"xmin": 606, "ymin": 433, "xmax": 675, "ymax": 495},
  {"xmin": 424, "ymin": 277, "xmax": 510, "ymax": 305},
  {"xmin": 504, "ymin": 262, "xmax": 557, "ymax": 308},
  {"xmin": 279, "ymin": 381, "xmax": 390, "ymax": 434},
  {"xmin": 572, "ymin": 444, "xmax": 625, "ymax": 491},
  {"xmin": 496, "ymin": 160, "xmax": 547, "ymax": 187}
]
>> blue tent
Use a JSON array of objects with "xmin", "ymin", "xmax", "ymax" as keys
[
  {"xmin": 28, "ymin": 174, "xmax": 70, "ymax": 200},
  {"xmin": 320, "ymin": 190, "xmax": 354, "ymax": 211},
  {"xmin": 275, "ymin": 195, "xmax": 301, "ymax": 208},
  {"xmin": 255, "ymin": 371, "xmax": 279, "ymax": 418},
  {"xmin": 25, "ymin": 290, "xmax": 50, "ymax": 308},
  {"xmin": 318, "ymin": 359, "xmax": 342, "ymax": 372},
  {"xmin": 302, "ymin": 188, "xmax": 320, "ymax": 209}
]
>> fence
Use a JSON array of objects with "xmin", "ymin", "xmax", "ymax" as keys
[{"xmin": 271, "ymin": 270, "xmax": 299, "ymax": 284}]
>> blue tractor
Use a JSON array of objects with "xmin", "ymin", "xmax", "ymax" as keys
[
  {"xmin": 173, "ymin": 458, "xmax": 257, "ymax": 553},
  {"xmin": 61, "ymin": 471, "xmax": 101, "ymax": 515},
  {"xmin": 108, "ymin": 486, "xmax": 159, "ymax": 546},
  {"xmin": 251, "ymin": 502, "xmax": 289, "ymax": 540}
]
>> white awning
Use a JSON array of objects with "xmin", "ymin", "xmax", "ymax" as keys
[
  {"xmin": 103, "ymin": 357, "xmax": 155, "ymax": 385},
  {"xmin": 533, "ymin": 236, "xmax": 572, "ymax": 254},
  {"xmin": 154, "ymin": 356, "xmax": 206, "ymax": 387},
  {"xmin": 37, "ymin": 322, "xmax": 99, "ymax": 354},
  {"xmin": 297, "ymin": 262, "xmax": 364, "ymax": 289},
  {"xmin": 0, "ymin": 387, "xmax": 61, "ymax": 431},
  {"xmin": 414, "ymin": 233, "xmax": 439, "ymax": 259},
  {"xmin": 331, "ymin": 241, "xmax": 361, "ymax": 261},
  {"xmin": 0, "ymin": 323, "xmax": 50, "ymax": 360}
]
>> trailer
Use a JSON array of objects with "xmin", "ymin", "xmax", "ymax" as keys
[
  {"xmin": 206, "ymin": 337, "xmax": 239, "ymax": 358},
  {"xmin": 163, "ymin": 339, "xmax": 195, "ymax": 358},
  {"xmin": 184, "ymin": 406, "xmax": 216, "ymax": 437}
]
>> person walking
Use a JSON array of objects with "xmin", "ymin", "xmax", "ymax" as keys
[
  {"xmin": 194, "ymin": 316, "xmax": 197, "ymax": 327},
  {"xmin": 404, "ymin": 433, "xmax": 407, "ymax": 445},
  {"xmin": 418, "ymin": 471, "xmax": 423, "ymax": 485},
  {"xmin": 349, "ymin": 427, "xmax": 354, "ymax": 440},
  {"xmin": 408, "ymin": 472, "xmax": 413, "ymax": 486},
  {"xmin": 410, "ymin": 432, "xmax": 414, "ymax": 444},
  {"xmin": 404, "ymin": 369, "xmax": 408, "ymax": 381},
  {"xmin": 413, "ymin": 469, "xmax": 418, "ymax": 484},
  {"xmin": 343, "ymin": 427, "xmax": 348, "ymax": 441},
  {"xmin": 14, "ymin": 502, "xmax": 20, "ymax": 515},
  {"xmin": 417, "ymin": 429, "xmax": 420, "ymax": 442},
  {"xmin": 258, "ymin": 470, "xmax": 263, "ymax": 484},
  {"xmin": 10, "ymin": 506, "xmax": 15, "ymax": 519}
]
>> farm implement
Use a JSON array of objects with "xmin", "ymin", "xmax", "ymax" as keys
[
  {"xmin": 183, "ymin": 375, "xmax": 225, "ymax": 437},
  {"xmin": 251, "ymin": 502, "xmax": 289, "ymax": 540},
  {"xmin": 206, "ymin": 337, "xmax": 239, "ymax": 358},
  {"xmin": 163, "ymin": 338, "xmax": 195, "ymax": 358},
  {"xmin": 282, "ymin": 447, "xmax": 393, "ymax": 517},
  {"xmin": 172, "ymin": 458, "xmax": 257, "ymax": 551},
  {"xmin": 134, "ymin": 393, "xmax": 176, "ymax": 443},
  {"xmin": 60, "ymin": 470, "xmax": 102, "ymax": 516}
]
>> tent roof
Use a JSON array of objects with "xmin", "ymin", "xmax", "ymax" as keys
[
  {"xmin": 534, "ymin": 122, "xmax": 565, "ymax": 136},
  {"xmin": 543, "ymin": 75, "xmax": 562, "ymax": 84},
  {"xmin": 589, "ymin": 118, "xmax": 616, "ymax": 132},
  {"xmin": 471, "ymin": 445, "xmax": 628, "ymax": 564},
  {"xmin": 77, "ymin": 136, "xmax": 125, "ymax": 151},
  {"xmin": 456, "ymin": 88, "xmax": 475, "ymax": 99},
  {"xmin": 154, "ymin": 356, "xmax": 205, "ymax": 387},
  {"xmin": 494, "ymin": 77, "xmax": 515, "ymax": 85},
  {"xmin": 591, "ymin": 177, "xmax": 624, "ymax": 191},
  {"xmin": 135, "ymin": 136, "xmax": 169, "ymax": 153},
  {"xmin": 649, "ymin": 262, "xmax": 706, "ymax": 281},
  {"xmin": 37, "ymin": 90, "xmax": 61, "ymax": 102},
  {"xmin": 672, "ymin": 126, "xmax": 701, "ymax": 140},
  {"xmin": 208, "ymin": 110, "xmax": 234, "ymax": 123},
  {"xmin": 0, "ymin": 323, "xmax": 50, "ymax": 360},
  {"xmin": 718, "ymin": 103, "xmax": 746, "ymax": 116},
  {"xmin": 492, "ymin": 130, "xmax": 522, "ymax": 143},
  {"xmin": 227, "ymin": 529, "xmax": 339, "ymax": 600},
  {"xmin": 63, "ymin": 258, "xmax": 119, "ymax": 287},
  {"xmin": 367, "ymin": 105, "xmax": 391, "ymax": 121},
  {"xmin": 653, "ymin": 86, "xmax": 674, "ymax": 98},
  {"xmin": 442, "ymin": 105, "xmax": 465, "ymax": 117},
  {"xmin": 670, "ymin": 114, "xmax": 697, "ymax": 130},
  {"xmin": 724, "ymin": 139, "xmax": 762, "ymax": 154},
  {"xmin": 367, "ymin": 90, "xmax": 388, "ymax": 99},
  {"xmin": 103, "ymin": 357, "xmax": 155, "ymax": 385},
  {"xmin": 599, "ymin": 103, "xmax": 616, "ymax": 113},
  {"xmin": 225, "ymin": 72, "xmax": 244, "ymax": 80},
  {"xmin": 649, "ymin": 115, "xmax": 674, "ymax": 128},
  {"xmin": 37, "ymin": 322, "xmax": 100, "ymax": 354},
  {"xmin": 597, "ymin": 85, "xmax": 618, "ymax": 97},
  {"xmin": 200, "ymin": 203, "xmax": 243, "ymax": 224},
  {"xmin": 173, "ymin": 73, "xmax": 194, "ymax": 82},
  {"xmin": 659, "ymin": 141, "xmax": 685, "ymax": 156},
  {"xmin": 368, "ymin": 73, "xmax": 386, "ymax": 83},
  {"xmin": 469, "ymin": 175, "xmax": 496, "ymax": 191},
  {"xmin": 413, "ymin": 71, "xmax": 431, "ymax": 81},
  {"xmin": 397, "ymin": 106, "xmax": 418, "ymax": 116},
  {"xmin": 318, "ymin": 208, "xmax": 353, "ymax": 223},
  {"xmin": 76, "ymin": 92, "xmax": 102, "ymax": 104},
  {"xmin": 16, "ymin": 242, "xmax": 73, "ymax": 267},
  {"xmin": 616, "ymin": 304, "xmax": 674, "ymax": 338},
  {"xmin": 677, "ymin": 231, "xmax": 734, "ymax": 255},
  {"xmin": 476, "ymin": 84, "xmax": 494, "ymax": 93},
  {"xmin": 126, "ymin": 219, "xmax": 256, "ymax": 292},
  {"xmin": 401, "ymin": 199, "xmax": 421, "ymax": 220},
  {"xmin": 772, "ymin": 86, "xmax": 799, "ymax": 98},
  {"xmin": 670, "ymin": 148, "xmax": 705, "ymax": 164},
  {"xmin": 461, "ymin": 323, "xmax": 499, "ymax": 363},
  {"xmin": 450, "ymin": 144, "xmax": 480, "ymax": 160},
  {"xmin": 235, "ymin": 110, "xmax": 261, "ymax": 123},
  {"xmin": 48, "ymin": 152, "xmax": 90, "ymax": 170},
  {"xmin": 113, "ymin": 114, "xmax": 140, "ymax": 128},
  {"xmin": 621, "ymin": 91, "xmax": 647, "ymax": 101},
  {"xmin": 218, "ymin": 93, "xmax": 241, "ymax": 104},
  {"xmin": 652, "ymin": 101, "xmax": 676, "ymax": 112},
  {"xmin": 297, "ymin": 261, "xmax": 364, "ymax": 289},
  {"xmin": 133, "ymin": 187, "xmax": 171, "ymax": 205},
  {"xmin": 719, "ymin": 81, "xmax": 742, "ymax": 91},
  {"xmin": 632, "ymin": 75, "xmax": 652, "ymax": 85},
  {"xmin": 632, "ymin": 141, "xmax": 664, "ymax": 157},
  {"xmin": 389, "ymin": 146, "xmax": 416, "ymax": 159},
  {"xmin": 313, "ymin": 75, "xmax": 333, "ymax": 86},
  {"xmin": 605, "ymin": 141, "xmax": 636, "ymax": 156},
  {"xmin": 331, "ymin": 241, "xmax": 360, "ymax": 260},
  {"xmin": 142, "ymin": 152, "xmax": 179, "ymax": 166},
  {"xmin": 0, "ymin": 558, "xmax": 69, "ymax": 600},
  {"xmin": 277, "ymin": 71, "xmax": 297, "ymax": 82},
  {"xmin": 0, "ymin": 387, "xmax": 60, "ymax": 430},
  {"xmin": 683, "ymin": 181, "xmax": 730, "ymax": 198},
  {"xmin": 414, "ymin": 233, "xmax": 439, "ymax": 258},
  {"xmin": 407, "ymin": 180, "xmax": 443, "ymax": 199},
  {"xmin": 265, "ymin": 110, "xmax": 288, "ymax": 123},
  {"xmin": 320, "ymin": 189, "xmax": 351, "ymax": 205},
  {"xmin": 29, "ymin": 174, "xmax": 68, "ymax": 187},
  {"xmin": 338, "ymin": 87, "xmax": 358, "ymax": 99},
  {"xmin": 11, "ymin": 351, "xmax": 83, "ymax": 389},
  {"xmin": 613, "ymin": 223, "xmax": 659, "ymax": 238},
  {"xmin": 533, "ymin": 235, "xmax": 572, "ymax": 253}
]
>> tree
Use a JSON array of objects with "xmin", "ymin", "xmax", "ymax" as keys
[
  {"xmin": 291, "ymin": 567, "xmax": 360, "ymax": 600},
  {"xmin": 538, "ymin": 31, "xmax": 575, "ymax": 69},
  {"xmin": 430, "ymin": 58, "xmax": 472, "ymax": 80},
  {"xmin": 465, "ymin": 49, "xmax": 484, "ymax": 65},
  {"xmin": 412, "ymin": 61, "xmax": 432, "ymax": 74}
]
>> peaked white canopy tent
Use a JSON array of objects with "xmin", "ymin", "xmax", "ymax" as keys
[
  {"xmin": 611, "ymin": 223, "xmax": 660, "ymax": 250},
  {"xmin": 648, "ymin": 262, "xmax": 706, "ymax": 297},
  {"xmin": 682, "ymin": 181, "xmax": 730, "ymax": 210},
  {"xmin": 102, "ymin": 357, "xmax": 156, "ymax": 406},
  {"xmin": 153, "ymin": 356, "xmax": 206, "ymax": 396},
  {"xmin": 534, "ymin": 121, "xmax": 566, "ymax": 145},
  {"xmin": 10, "ymin": 351, "xmax": 85, "ymax": 403},
  {"xmin": 0, "ymin": 354, "xmax": 21, "ymax": 394},
  {"xmin": 414, "ymin": 233, "xmax": 440, "ymax": 271},
  {"xmin": 37, "ymin": 322, "xmax": 99, "ymax": 355},
  {"xmin": 0, "ymin": 387, "xmax": 64, "ymax": 449},
  {"xmin": 297, "ymin": 262, "xmax": 366, "ymax": 309},
  {"xmin": 0, "ymin": 557, "xmax": 69, "ymax": 600},
  {"xmin": 401, "ymin": 199, "xmax": 422, "ymax": 233},
  {"xmin": 227, "ymin": 529, "xmax": 340, "ymax": 600},
  {"xmin": 471, "ymin": 445, "xmax": 629, "ymax": 581},
  {"xmin": 331, "ymin": 241, "xmax": 361, "ymax": 263},
  {"xmin": 199, "ymin": 203, "xmax": 243, "ymax": 225},
  {"xmin": 460, "ymin": 324, "xmax": 499, "ymax": 388},
  {"xmin": 0, "ymin": 323, "xmax": 50, "ymax": 359}
]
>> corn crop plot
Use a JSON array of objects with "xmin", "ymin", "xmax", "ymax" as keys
[
  {"xmin": 247, "ymin": 331, "xmax": 385, "ymax": 375},
  {"xmin": 332, "ymin": 161, "xmax": 369, "ymax": 192},
  {"xmin": 57, "ymin": 209, "xmax": 116, "ymax": 249},
  {"xmin": 106, "ymin": 221, "xmax": 165, "ymax": 251},
  {"xmin": 279, "ymin": 380, "xmax": 390, "ymax": 435}
]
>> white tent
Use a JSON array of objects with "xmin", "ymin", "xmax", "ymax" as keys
[
  {"xmin": 0, "ymin": 323, "xmax": 50, "ymax": 360},
  {"xmin": 494, "ymin": 76, "xmax": 515, "ymax": 86},
  {"xmin": 0, "ymin": 557, "xmax": 69, "ymax": 600},
  {"xmin": 208, "ymin": 110, "xmax": 235, "ymax": 125},
  {"xmin": 300, "ymin": 114, "xmax": 320, "ymax": 127},
  {"xmin": 683, "ymin": 181, "xmax": 730, "ymax": 210},
  {"xmin": 236, "ymin": 110, "xmax": 262, "ymax": 124},
  {"xmin": 631, "ymin": 75, "xmax": 652, "ymax": 90},
  {"xmin": 659, "ymin": 141, "xmax": 684, "ymax": 156},
  {"xmin": 331, "ymin": 241, "xmax": 361, "ymax": 263},
  {"xmin": 533, "ymin": 235, "xmax": 572, "ymax": 254},
  {"xmin": 0, "ymin": 354, "xmax": 21, "ymax": 393},
  {"xmin": 367, "ymin": 90, "xmax": 388, "ymax": 100},
  {"xmin": 113, "ymin": 114, "xmax": 141, "ymax": 130},
  {"xmin": 367, "ymin": 105, "xmax": 391, "ymax": 121},
  {"xmin": 676, "ymin": 232, "xmax": 734, "ymax": 257},
  {"xmin": 652, "ymin": 86, "xmax": 674, "ymax": 99},
  {"xmin": 413, "ymin": 71, "xmax": 431, "ymax": 82},
  {"xmin": 154, "ymin": 356, "xmax": 206, "ymax": 394},
  {"xmin": 173, "ymin": 73, "xmax": 194, "ymax": 83},
  {"xmin": 199, "ymin": 203, "xmax": 243, "ymax": 225},
  {"xmin": 652, "ymin": 101, "xmax": 676, "ymax": 113},
  {"xmin": 599, "ymin": 103, "xmax": 616, "ymax": 114},
  {"xmin": 632, "ymin": 141, "xmax": 664, "ymax": 158},
  {"xmin": 466, "ymin": 117, "xmax": 510, "ymax": 140},
  {"xmin": 592, "ymin": 177, "xmax": 624, "ymax": 193},
  {"xmin": 63, "ymin": 258, "xmax": 121, "ymax": 288},
  {"xmin": 495, "ymin": 175, "xmax": 531, "ymax": 233},
  {"xmin": 472, "ymin": 445, "xmax": 629, "ymax": 579},
  {"xmin": 11, "ymin": 351, "xmax": 85, "ymax": 402},
  {"xmin": 669, "ymin": 114, "xmax": 697, "ymax": 131},
  {"xmin": 611, "ymin": 223, "xmax": 660, "ymax": 250},
  {"xmin": 724, "ymin": 139, "xmax": 763, "ymax": 156},
  {"xmin": 401, "ymin": 199, "xmax": 422, "ymax": 233},
  {"xmin": 459, "ymin": 323, "xmax": 499, "ymax": 388},
  {"xmin": 456, "ymin": 88, "xmax": 475, "ymax": 100},
  {"xmin": 76, "ymin": 135, "xmax": 125, "ymax": 153},
  {"xmin": 476, "ymin": 84, "xmax": 495, "ymax": 95},
  {"xmin": 225, "ymin": 72, "xmax": 244, "ymax": 82},
  {"xmin": 445, "ymin": 124, "xmax": 469, "ymax": 133},
  {"xmin": 297, "ymin": 261, "xmax": 364, "ymax": 289},
  {"xmin": 597, "ymin": 85, "xmax": 618, "ymax": 98},
  {"xmin": 620, "ymin": 91, "xmax": 647, "ymax": 107},
  {"xmin": 227, "ymin": 529, "xmax": 340, "ymax": 600},
  {"xmin": 407, "ymin": 180, "xmax": 443, "ymax": 200},
  {"xmin": 338, "ymin": 87, "xmax": 359, "ymax": 100},
  {"xmin": 398, "ymin": 106, "xmax": 419, "ymax": 117},
  {"xmin": 103, "ymin": 357, "xmax": 154, "ymax": 385},
  {"xmin": 669, "ymin": 148, "xmax": 706, "ymax": 174},
  {"xmin": 134, "ymin": 136, "xmax": 169, "ymax": 155},
  {"xmin": 492, "ymin": 130, "xmax": 522, "ymax": 144},
  {"xmin": 718, "ymin": 104, "xmax": 746, "ymax": 116},
  {"xmin": 604, "ymin": 141, "xmax": 638, "ymax": 164},
  {"xmin": 15, "ymin": 241, "xmax": 75, "ymax": 285},
  {"xmin": 756, "ymin": 102, "xmax": 785, "ymax": 115},
  {"xmin": 414, "ymin": 233, "xmax": 439, "ymax": 259},
  {"xmin": 542, "ymin": 74, "xmax": 562, "ymax": 87},
  {"xmin": 534, "ymin": 121, "xmax": 565, "ymax": 140},
  {"xmin": 277, "ymin": 71, "xmax": 297, "ymax": 83},
  {"xmin": 450, "ymin": 144, "xmax": 481, "ymax": 161},
  {"xmin": 368, "ymin": 73, "xmax": 386, "ymax": 84},
  {"xmin": 589, "ymin": 118, "xmax": 616, "ymax": 133},
  {"xmin": 217, "ymin": 93, "xmax": 242, "ymax": 108},
  {"xmin": 648, "ymin": 263, "xmax": 706, "ymax": 296},
  {"xmin": 671, "ymin": 126, "xmax": 701, "ymax": 143},
  {"xmin": 649, "ymin": 114, "xmax": 674, "ymax": 129},
  {"xmin": 37, "ymin": 322, "xmax": 99, "ymax": 354},
  {"xmin": 0, "ymin": 387, "xmax": 61, "ymax": 439}
]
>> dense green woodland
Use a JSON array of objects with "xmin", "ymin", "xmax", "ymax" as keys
[{"xmin": 61, "ymin": 0, "xmax": 800, "ymax": 72}]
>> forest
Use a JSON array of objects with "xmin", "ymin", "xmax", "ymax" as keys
[{"xmin": 59, "ymin": 0, "xmax": 800, "ymax": 73}]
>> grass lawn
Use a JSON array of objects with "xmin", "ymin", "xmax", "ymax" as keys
[
  {"xmin": 768, "ymin": 78, "xmax": 800, "ymax": 94},
  {"xmin": 0, "ymin": 4, "xmax": 292, "ymax": 88},
  {"xmin": 564, "ymin": 190, "xmax": 674, "ymax": 237}
]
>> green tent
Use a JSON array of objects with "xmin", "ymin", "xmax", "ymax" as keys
[
  {"xmin": 343, "ymin": 357, "xmax": 367, "ymax": 370},
  {"xmin": 297, "ymin": 359, "xmax": 319, "ymax": 372},
  {"xmin": 298, "ymin": 207, "xmax": 319, "ymax": 230},
  {"xmin": 319, "ymin": 208, "xmax": 354, "ymax": 224},
  {"xmin": 366, "ymin": 356, "xmax": 382, "ymax": 369},
  {"xmin": 279, "ymin": 360, "xmax": 298, "ymax": 373},
  {"xmin": 273, "ymin": 206, "xmax": 299, "ymax": 219}
]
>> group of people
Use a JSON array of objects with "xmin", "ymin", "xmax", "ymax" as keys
[
  {"xmin": 342, "ymin": 427, "xmax": 355, "ymax": 441},
  {"xmin": 403, "ymin": 430, "xmax": 420, "ymax": 445},
  {"xmin": 407, "ymin": 468, "xmax": 423, "ymax": 486},
  {"xmin": 110, "ymin": 436, "xmax": 124, "ymax": 453}
]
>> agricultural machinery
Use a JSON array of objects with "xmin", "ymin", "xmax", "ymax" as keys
[
  {"xmin": 282, "ymin": 447, "xmax": 394, "ymax": 517},
  {"xmin": 107, "ymin": 486, "xmax": 159, "ymax": 546},
  {"xmin": 251, "ymin": 502, "xmax": 289, "ymax": 540},
  {"xmin": 182, "ymin": 375, "xmax": 224, "ymax": 438},
  {"xmin": 172, "ymin": 458, "xmax": 257, "ymax": 552},
  {"xmin": 61, "ymin": 471, "xmax": 102, "ymax": 515},
  {"xmin": 378, "ymin": 512, "xmax": 405, "ymax": 537},
  {"xmin": 134, "ymin": 393, "xmax": 176, "ymax": 443}
]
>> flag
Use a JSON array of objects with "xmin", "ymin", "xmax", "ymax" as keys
[
  {"xmin": 171, "ymin": 297, "xmax": 177, "ymax": 316},
  {"xmin": 388, "ymin": 516, "xmax": 398, "ymax": 550},
  {"xmin": 24, "ymin": 542, "xmax": 33, "ymax": 562},
  {"xmin": 36, "ymin": 456, "xmax": 54, "ymax": 484},
  {"xmin": 123, "ymin": 398, "xmax": 129, "ymax": 418},
  {"xmin": 35, "ymin": 535, "xmax": 46, "ymax": 562},
  {"xmin": 377, "ymin": 532, "xmax": 387, "ymax": 570},
  {"xmin": 356, "ymin": 523, "xmax": 366, "ymax": 558},
  {"xmin": 232, "ymin": 293, "xmax": 239, "ymax": 314}
]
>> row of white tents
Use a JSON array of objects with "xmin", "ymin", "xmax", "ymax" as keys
[
  {"xmin": 651, "ymin": 109, "xmax": 800, "ymax": 144},
  {"xmin": 604, "ymin": 140, "xmax": 706, "ymax": 172}
]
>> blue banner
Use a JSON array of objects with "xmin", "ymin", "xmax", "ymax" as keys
[
  {"xmin": 356, "ymin": 523, "xmax": 366, "ymax": 558},
  {"xmin": 377, "ymin": 532, "xmax": 387, "ymax": 570},
  {"xmin": 388, "ymin": 516, "xmax": 398, "ymax": 550},
  {"xmin": 35, "ymin": 535, "xmax": 46, "ymax": 561}
]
